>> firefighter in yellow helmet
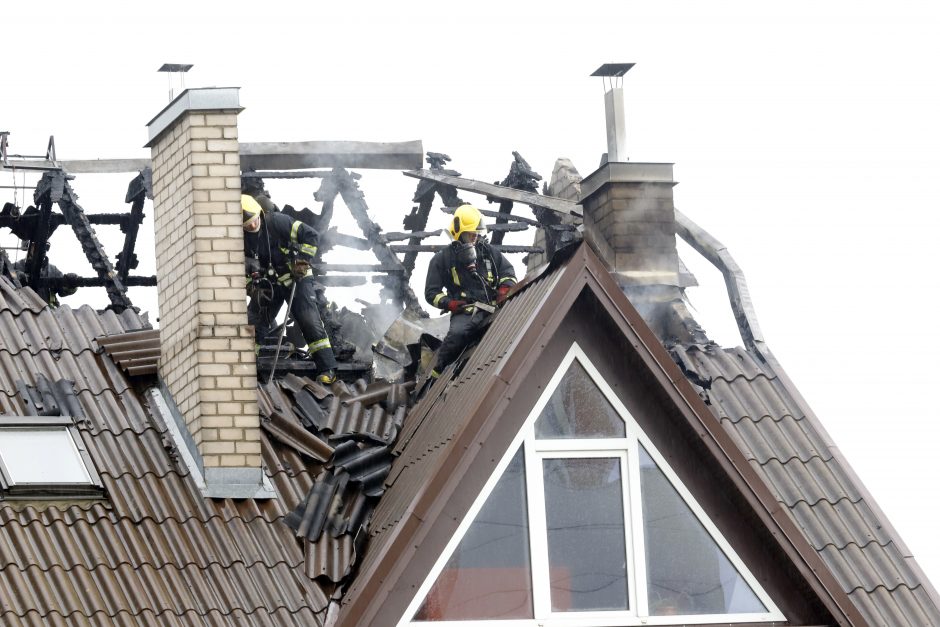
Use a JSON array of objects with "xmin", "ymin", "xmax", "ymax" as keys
[
  {"xmin": 424, "ymin": 204, "xmax": 516, "ymax": 376},
  {"xmin": 242, "ymin": 194, "xmax": 337, "ymax": 384}
]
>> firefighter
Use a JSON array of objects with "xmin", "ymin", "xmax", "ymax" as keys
[
  {"xmin": 12, "ymin": 254, "xmax": 78, "ymax": 307},
  {"xmin": 424, "ymin": 204, "xmax": 516, "ymax": 376},
  {"xmin": 242, "ymin": 194, "xmax": 337, "ymax": 384}
]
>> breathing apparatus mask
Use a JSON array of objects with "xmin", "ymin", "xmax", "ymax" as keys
[{"xmin": 456, "ymin": 240, "xmax": 477, "ymax": 270}]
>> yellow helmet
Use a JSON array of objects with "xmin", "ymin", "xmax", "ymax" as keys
[
  {"xmin": 241, "ymin": 194, "xmax": 263, "ymax": 226},
  {"xmin": 448, "ymin": 204, "xmax": 487, "ymax": 241}
]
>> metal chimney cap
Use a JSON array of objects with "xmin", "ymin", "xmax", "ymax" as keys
[
  {"xmin": 158, "ymin": 63, "xmax": 194, "ymax": 73},
  {"xmin": 591, "ymin": 63, "xmax": 635, "ymax": 77}
]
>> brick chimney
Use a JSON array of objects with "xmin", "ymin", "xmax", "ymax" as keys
[
  {"xmin": 580, "ymin": 161, "xmax": 680, "ymax": 288},
  {"xmin": 578, "ymin": 65, "xmax": 705, "ymax": 344},
  {"xmin": 145, "ymin": 87, "xmax": 272, "ymax": 498}
]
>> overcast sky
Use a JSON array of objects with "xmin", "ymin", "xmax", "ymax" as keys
[{"xmin": 5, "ymin": 0, "xmax": 940, "ymax": 599}]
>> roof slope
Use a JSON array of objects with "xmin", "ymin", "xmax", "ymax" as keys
[
  {"xmin": 674, "ymin": 342, "xmax": 940, "ymax": 626},
  {"xmin": 338, "ymin": 243, "xmax": 883, "ymax": 626},
  {"xmin": 339, "ymin": 255, "xmax": 568, "ymax": 626},
  {"xmin": 0, "ymin": 280, "xmax": 329, "ymax": 626}
]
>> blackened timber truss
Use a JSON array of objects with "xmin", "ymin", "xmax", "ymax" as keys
[{"xmin": 0, "ymin": 167, "xmax": 156, "ymax": 312}]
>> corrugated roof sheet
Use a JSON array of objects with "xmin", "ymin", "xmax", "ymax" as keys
[
  {"xmin": 348, "ymin": 259, "xmax": 565, "ymax": 601},
  {"xmin": 674, "ymin": 342, "xmax": 940, "ymax": 625},
  {"xmin": 97, "ymin": 329, "xmax": 161, "ymax": 376}
]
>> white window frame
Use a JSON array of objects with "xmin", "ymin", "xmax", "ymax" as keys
[
  {"xmin": 401, "ymin": 343, "xmax": 785, "ymax": 627},
  {"xmin": 0, "ymin": 415, "xmax": 103, "ymax": 499}
]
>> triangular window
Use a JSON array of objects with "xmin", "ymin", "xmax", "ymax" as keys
[{"xmin": 407, "ymin": 345, "xmax": 783, "ymax": 625}]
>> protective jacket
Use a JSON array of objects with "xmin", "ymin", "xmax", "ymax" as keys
[
  {"xmin": 243, "ymin": 212, "xmax": 336, "ymax": 372},
  {"xmin": 244, "ymin": 211, "xmax": 319, "ymax": 284},
  {"xmin": 12, "ymin": 259, "xmax": 77, "ymax": 307},
  {"xmin": 425, "ymin": 241, "xmax": 517, "ymax": 311}
]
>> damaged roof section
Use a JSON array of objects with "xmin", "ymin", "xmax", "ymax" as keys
[{"xmin": 257, "ymin": 374, "xmax": 412, "ymax": 603}]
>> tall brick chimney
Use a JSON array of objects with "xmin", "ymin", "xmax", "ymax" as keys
[{"xmin": 145, "ymin": 87, "xmax": 272, "ymax": 498}]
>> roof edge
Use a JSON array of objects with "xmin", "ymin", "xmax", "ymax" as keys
[{"xmin": 754, "ymin": 344, "xmax": 940, "ymax": 609}]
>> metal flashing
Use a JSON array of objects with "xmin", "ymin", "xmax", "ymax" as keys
[
  {"xmin": 580, "ymin": 161, "xmax": 676, "ymax": 199},
  {"xmin": 203, "ymin": 467, "xmax": 277, "ymax": 500},
  {"xmin": 145, "ymin": 87, "xmax": 242, "ymax": 147},
  {"xmin": 149, "ymin": 385, "xmax": 204, "ymax": 480}
]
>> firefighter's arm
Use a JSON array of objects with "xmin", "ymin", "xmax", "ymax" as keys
[
  {"xmin": 425, "ymin": 253, "xmax": 466, "ymax": 312},
  {"xmin": 287, "ymin": 218, "xmax": 320, "ymax": 263},
  {"xmin": 425, "ymin": 253, "xmax": 448, "ymax": 309},
  {"xmin": 493, "ymin": 249, "xmax": 517, "ymax": 302},
  {"xmin": 493, "ymin": 249, "xmax": 517, "ymax": 288}
]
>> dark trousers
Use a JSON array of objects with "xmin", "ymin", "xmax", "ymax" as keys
[
  {"xmin": 435, "ymin": 310, "xmax": 491, "ymax": 372},
  {"xmin": 248, "ymin": 277, "xmax": 337, "ymax": 371}
]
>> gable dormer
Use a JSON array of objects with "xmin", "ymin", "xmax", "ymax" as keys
[
  {"xmin": 336, "ymin": 243, "xmax": 862, "ymax": 627},
  {"xmin": 405, "ymin": 345, "xmax": 784, "ymax": 624}
]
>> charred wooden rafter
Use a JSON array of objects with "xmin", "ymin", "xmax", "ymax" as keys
[
  {"xmin": 33, "ymin": 171, "xmax": 135, "ymax": 310},
  {"xmin": 2, "ymin": 155, "xmax": 157, "ymax": 312},
  {"xmin": 328, "ymin": 168, "xmax": 425, "ymax": 315},
  {"xmin": 401, "ymin": 152, "xmax": 464, "ymax": 274},
  {"xmin": 116, "ymin": 168, "xmax": 152, "ymax": 282},
  {"xmin": 489, "ymin": 151, "xmax": 542, "ymax": 245},
  {"xmin": 403, "ymin": 168, "xmax": 583, "ymax": 217}
]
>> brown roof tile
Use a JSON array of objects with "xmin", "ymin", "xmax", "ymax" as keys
[
  {"xmin": 0, "ymin": 276, "xmax": 329, "ymax": 626},
  {"xmin": 675, "ymin": 342, "xmax": 940, "ymax": 624}
]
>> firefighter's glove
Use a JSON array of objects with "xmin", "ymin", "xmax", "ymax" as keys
[
  {"xmin": 446, "ymin": 299, "xmax": 468, "ymax": 313},
  {"xmin": 496, "ymin": 284, "xmax": 511, "ymax": 305},
  {"xmin": 59, "ymin": 273, "xmax": 79, "ymax": 297},
  {"xmin": 291, "ymin": 260, "xmax": 312, "ymax": 279}
]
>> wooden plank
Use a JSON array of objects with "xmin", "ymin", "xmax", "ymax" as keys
[
  {"xmin": 58, "ymin": 159, "xmax": 151, "ymax": 174},
  {"xmin": 46, "ymin": 140, "xmax": 425, "ymax": 174},
  {"xmin": 402, "ymin": 169, "xmax": 583, "ymax": 218},
  {"xmin": 241, "ymin": 140, "xmax": 424, "ymax": 171}
]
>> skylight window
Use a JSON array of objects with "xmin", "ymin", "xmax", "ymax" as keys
[
  {"xmin": 0, "ymin": 416, "xmax": 102, "ymax": 498},
  {"xmin": 406, "ymin": 345, "xmax": 784, "ymax": 626}
]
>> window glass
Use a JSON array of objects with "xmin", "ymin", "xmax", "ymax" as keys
[
  {"xmin": 414, "ymin": 447, "xmax": 533, "ymax": 621},
  {"xmin": 0, "ymin": 428, "xmax": 92, "ymax": 484},
  {"xmin": 543, "ymin": 456, "xmax": 628, "ymax": 611},
  {"xmin": 639, "ymin": 445, "xmax": 766, "ymax": 615},
  {"xmin": 535, "ymin": 360, "xmax": 626, "ymax": 439}
]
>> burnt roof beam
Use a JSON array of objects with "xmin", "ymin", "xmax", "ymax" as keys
[
  {"xmin": 46, "ymin": 140, "xmax": 425, "ymax": 174},
  {"xmin": 116, "ymin": 168, "xmax": 151, "ymax": 282},
  {"xmin": 332, "ymin": 169, "xmax": 425, "ymax": 315},
  {"xmin": 490, "ymin": 152, "xmax": 543, "ymax": 246},
  {"xmin": 34, "ymin": 171, "xmax": 133, "ymax": 311},
  {"xmin": 403, "ymin": 169, "xmax": 582, "ymax": 218},
  {"xmin": 240, "ymin": 140, "xmax": 424, "ymax": 171}
]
